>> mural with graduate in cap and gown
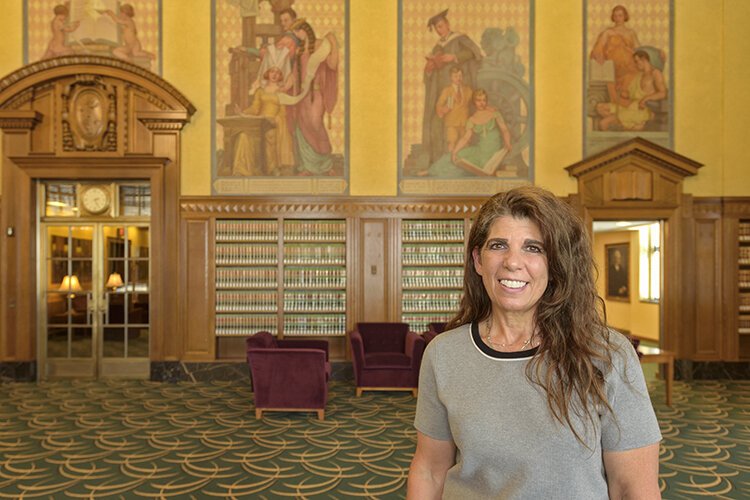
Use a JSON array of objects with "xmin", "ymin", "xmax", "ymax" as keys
[{"xmin": 399, "ymin": 1, "xmax": 534, "ymax": 196}]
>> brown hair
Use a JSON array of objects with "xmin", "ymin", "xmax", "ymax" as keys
[
  {"xmin": 611, "ymin": 5, "xmax": 629, "ymax": 22},
  {"xmin": 293, "ymin": 21, "xmax": 317, "ymax": 102},
  {"xmin": 120, "ymin": 4, "xmax": 135, "ymax": 17},
  {"xmin": 447, "ymin": 185, "xmax": 617, "ymax": 445},
  {"xmin": 53, "ymin": 4, "xmax": 68, "ymax": 16}
]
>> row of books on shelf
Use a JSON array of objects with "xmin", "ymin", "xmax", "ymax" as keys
[
  {"xmin": 739, "ymin": 315, "xmax": 750, "ymax": 334},
  {"xmin": 216, "ymin": 268, "xmax": 277, "ymax": 289},
  {"xmin": 284, "ymin": 244, "xmax": 346, "ymax": 265},
  {"xmin": 283, "ymin": 267, "xmax": 346, "ymax": 288},
  {"xmin": 402, "ymin": 277, "xmax": 463, "ymax": 289},
  {"xmin": 284, "ymin": 221, "xmax": 346, "ymax": 241},
  {"xmin": 739, "ymin": 246, "xmax": 750, "ymax": 264},
  {"xmin": 739, "ymin": 222, "xmax": 750, "ymax": 241},
  {"xmin": 401, "ymin": 314, "xmax": 453, "ymax": 334},
  {"xmin": 284, "ymin": 291, "xmax": 346, "ymax": 311},
  {"xmin": 403, "ymin": 292, "xmax": 461, "ymax": 311},
  {"xmin": 216, "ymin": 292, "xmax": 277, "ymax": 312},
  {"xmin": 740, "ymin": 294, "xmax": 750, "ymax": 312},
  {"xmin": 403, "ymin": 255, "xmax": 464, "ymax": 266},
  {"xmin": 402, "ymin": 220, "xmax": 464, "ymax": 242},
  {"xmin": 740, "ymin": 270, "xmax": 750, "ymax": 288},
  {"xmin": 215, "ymin": 314, "xmax": 277, "ymax": 336},
  {"xmin": 216, "ymin": 244, "xmax": 277, "ymax": 265},
  {"xmin": 216, "ymin": 220, "xmax": 278, "ymax": 242},
  {"xmin": 283, "ymin": 314, "xmax": 347, "ymax": 336}
]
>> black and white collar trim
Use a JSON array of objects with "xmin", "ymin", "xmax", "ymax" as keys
[{"xmin": 471, "ymin": 321, "xmax": 538, "ymax": 360}]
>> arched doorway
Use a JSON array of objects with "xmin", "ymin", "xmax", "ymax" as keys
[{"xmin": 0, "ymin": 56, "xmax": 194, "ymax": 379}]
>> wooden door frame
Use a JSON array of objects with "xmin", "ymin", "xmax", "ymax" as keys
[
  {"xmin": 566, "ymin": 138, "xmax": 703, "ymax": 358},
  {"xmin": 0, "ymin": 57, "xmax": 194, "ymax": 372}
]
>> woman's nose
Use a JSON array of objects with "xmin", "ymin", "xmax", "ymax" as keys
[{"xmin": 502, "ymin": 248, "xmax": 522, "ymax": 270}]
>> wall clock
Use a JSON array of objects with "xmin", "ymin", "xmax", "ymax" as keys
[{"xmin": 80, "ymin": 184, "xmax": 112, "ymax": 215}]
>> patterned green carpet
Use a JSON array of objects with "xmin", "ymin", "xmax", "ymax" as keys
[{"xmin": 0, "ymin": 379, "xmax": 748, "ymax": 499}]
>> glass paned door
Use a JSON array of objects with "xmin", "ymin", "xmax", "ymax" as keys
[{"xmin": 41, "ymin": 223, "xmax": 150, "ymax": 379}]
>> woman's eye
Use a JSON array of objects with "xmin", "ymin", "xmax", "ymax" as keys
[{"xmin": 526, "ymin": 245, "xmax": 543, "ymax": 253}]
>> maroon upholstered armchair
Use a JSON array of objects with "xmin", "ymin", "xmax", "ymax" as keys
[
  {"xmin": 246, "ymin": 331, "xmax": 330, "ymax": 420},
  {"xmin": 348, "ymin": 322, "xmax": 426, "ymax": 397},
  {"xmin": 422, "ymin": 321, "xmax": 448, "ymax": 345}
]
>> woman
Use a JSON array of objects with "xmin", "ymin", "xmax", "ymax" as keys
[
  {"xmin": 425, "ymin": 89, "xmax": 512, "ymax": 178},
  {"xmin": 407, "ymin": 186, "xmax": 661, "ymax": 499},
  {"xmin": 590, "ymin": 5, "xmax": 641, "ymax": 106},
  {"xmin": 231, "ymin": 66, "xmax": 295, "ymax": 176},
  {"xmin": 287, "ymin": 20, "xmax": 339, "ymax": 176},
  {"xmin": 451, "ymin": 89, "xmax": 512, "ymax": 174}
]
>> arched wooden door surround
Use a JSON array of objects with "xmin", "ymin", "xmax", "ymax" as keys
[{"xmin": 0, "ymin": 56, "xmax": 194, "ymax": 375}]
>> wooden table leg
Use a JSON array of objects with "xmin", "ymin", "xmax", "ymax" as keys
[{"xmin": 665, "ymin": 356, "xmax": 674, "ymax": 407}]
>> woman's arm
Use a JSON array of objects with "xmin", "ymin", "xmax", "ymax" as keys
[
  {"xmin": 407, "ymin": 431, "xmax": 456, "ymax": 499},
  {"xmin": 603, "ymin": 443, "xmax": 661, "ymax": 499},
  {"xmin": 495, "ymin": 115, "xmax": 512, "ymax": 152},
  {"xmin": 451, "ymin": 126, "xmax": 474, "ymax": 163}
]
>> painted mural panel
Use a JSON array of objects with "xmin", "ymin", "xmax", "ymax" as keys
[
  {"xmin": 212, "ymin": 0, "xmax": 348, "ymax": 196},
  {"xmin": 585, "ymin": 0, "xmax": 672, "ymax": 155},
  {"xmin": 25, "ymin": 0, "xmax": 161, "ymax": 73},
  {"xmin": 399, "ymin": 1, "xmax": 534, "ymax": 196}
]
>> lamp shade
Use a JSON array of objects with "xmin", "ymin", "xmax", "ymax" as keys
[
  {"xmin": 59, "ymin": 274, "xmax": 82, "ymax": 292},
  {"xmin": 105, "ymin": 272, "xmax": 124, "ymax": 289}
]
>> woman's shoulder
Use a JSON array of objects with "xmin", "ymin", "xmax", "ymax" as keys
[{"xmin": 429, "ymin": 323, "xmax": 472, "ymax": 349}]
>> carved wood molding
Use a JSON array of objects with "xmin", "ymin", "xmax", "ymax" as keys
[
  {"xmin": 60, "ymin": 76, "xmax": 117, "ymax": 152},
  {"xmin": 180, "ymin": 197, "xmax": 486, "ymax": 218},
  {"xmin": 0, "ymin": 56, "xmax": 195, "ymax": 115},
  {"xmin": 723, "ymin": 197, "xmax": 750, "ymax": 217},
  {"xmin": 690, "ymin": 198, "xmax": 723, "ymax": 219},
  {"xmin": 0, "ymin": 110, "xmax": 42, "ymax": 130},
  {"xmin": 566, "ymin": 137, "xmax": 703, "ymax": 179},
  {"xmin": 138, "ymin": 111, "xmax": 192, "ymax": 131}
]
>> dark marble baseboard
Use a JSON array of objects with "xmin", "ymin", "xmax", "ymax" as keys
[
  {"xmin": 0, "ymin": 362, "xmax": 36, "ymax": 382},
  {"xmin": 675, "ymin": 360, "xmax": 750, "ymax": 380},
  {"xmin": 151, "ymin": 361, "xmax": 353, "ymax": 383}
]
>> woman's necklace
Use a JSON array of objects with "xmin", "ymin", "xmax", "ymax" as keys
[{"xmin": 484, "ymin": 316, "xmax": 535, "ymax": 351}]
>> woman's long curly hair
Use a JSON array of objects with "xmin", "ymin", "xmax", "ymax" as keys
[{"xmin": 446, "ymin": 185, "xmax": 617, "ymax": 445}]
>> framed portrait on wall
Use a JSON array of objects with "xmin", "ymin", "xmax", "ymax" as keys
[
  {"xmin": 398, "ymin": 0, "xmax": 534, "ymax": 196},
  {"xmin": 24, "ymin": 0, "xmax": 162, "ymax": 73},
  {"xmin": 211, "ymin": 0, "xmax": 349, "ymax": 196},
  {"xmin": 584, "ymin": 0, "xmax": 673, "ymax": 156},
  {"xmin": 605, "ymin": 242, "xmax": 630, "ymax": 301}
]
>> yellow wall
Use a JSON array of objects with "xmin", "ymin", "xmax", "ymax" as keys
[
  {"xmin": 0, "ymin": 0, "xmax": 747, "ymax": 197},
  {"xmin": 594, "ymin": 230, "xmax": 660, "ymax": 341}
]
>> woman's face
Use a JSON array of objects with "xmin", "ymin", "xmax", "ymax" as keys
[
  {"xmin": 612, "ymin": 7, "xmax": 626, "ymax": 24},
  {"xmin": 474, "ymin": 94, "xmax": 488, "ymax": 110},
  {"xmin": 472, "ymin": 216, "xmax": 549, "ymax": 319},
  {"xmin": 267, "ymin": 67, "xmax": 283, "ymax": 82}
]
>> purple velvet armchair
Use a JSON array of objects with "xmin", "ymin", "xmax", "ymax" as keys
[
  {"xmin": 422, "ymin": 321, "xmax": 448, "ymax": 345},
  {"xmin": 246, "ymin": 331, "xmax": 330, "ymax": 420},
  {"xmin": 348, "ymin": 322, "xmax": 426, "ymax": 397}
]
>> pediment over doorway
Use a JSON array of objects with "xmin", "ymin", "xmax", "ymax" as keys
[{"xmin": 566, "ymin": 137, "xmax": 703, "ymax": 208}]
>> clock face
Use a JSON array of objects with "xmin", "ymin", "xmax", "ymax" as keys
[{"xmin": 81, "ymin": 186, "xmax": 110, "ymax": 215}]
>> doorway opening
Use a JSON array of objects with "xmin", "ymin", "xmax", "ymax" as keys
[
  {"xmin": 38, "ymin": 181, "xmax": 151, "ymax": 379},
  {"xmin": 592, "ymin": 220, "xmax": 663, "ymax": 347}
]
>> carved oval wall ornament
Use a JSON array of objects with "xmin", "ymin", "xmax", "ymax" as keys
[
  {"xmin": 74, "ymin": 89, "xmax": 104, "ymax": 140},
  {"xmin": 60, "ymin": 80, "xmax": 118, "ymax": 152},
  {"xmin": 69, "ymin": 87, "xmax": 108, "ymax": 149}
]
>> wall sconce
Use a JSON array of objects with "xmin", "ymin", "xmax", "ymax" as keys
[
  {"xmin": 59, "ymin": 275, "xmax": 82, "ymax": 298},
  {"xmin": 105, "ymin": 272, "xmax": 124, "ymax": 290}
]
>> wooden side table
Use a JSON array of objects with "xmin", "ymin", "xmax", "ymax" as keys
[{"xmin": 638, "ymin": 346, "xmax": 675, "ymax": 406}]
